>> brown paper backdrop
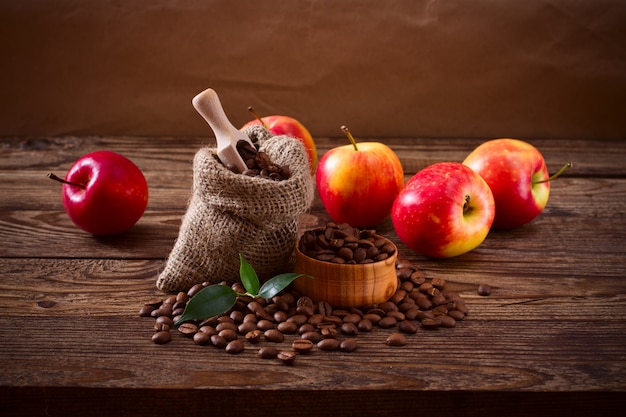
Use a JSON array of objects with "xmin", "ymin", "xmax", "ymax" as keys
[{"xmin": 1, "ymin": 0, "xmax": 625, "ymax": 139}]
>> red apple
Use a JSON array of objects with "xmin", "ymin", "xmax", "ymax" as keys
[
  {"xmin": 48, "ymin": 151, "xmax": 148, "ymax": 235},
  {"xmin": 462, "ymin": 138, "xmax": 571, "ymax": 229},
  {"xmin": 316, "ymin": 126, "xmax": 404, "ymax": 228},
  {"xmin": 392, "ymin": 162, "xmax": 495, "ymax": 258},
  {"xmin": 241, "ymin": 109, "xmax": 317, "ymax": 173}
]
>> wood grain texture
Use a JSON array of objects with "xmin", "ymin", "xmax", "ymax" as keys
[{"xmin": 1, "ymin": 136, "xmax": 625, "ymax": 416}]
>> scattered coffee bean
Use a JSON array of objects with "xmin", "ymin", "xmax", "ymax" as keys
[
  {"xmin": 258, "ymin": 346, "xmax": 279, "ymax": 359},
  {"xmin": 245, "ymin": 329, "xmax": 263, "ymax": 344},
  {"xmin": 386, "ymin": 333, "xmax": 407, "ymax": 346},
  {"xmin": 421, "ymin": 317, "xmax": 441, "ymax": 330},
  {"xmin": 225, "ymin": 340, "xmax": 244, "ymax": 354},
  {"xmin": 152, "ymin": 331, "xmax": 171, "ymax": 345},
  {"xmin": 277, "ymin": 350, "xmax": 298, "ymax": 366},
  {"xmin": 264, "ymin": 329, "xmax": 285, "ymax": 343},
  {"xmin": 292, "ymin": 339, "xmax": 314, "ymax": 353},
  {"xmin": 317, "ymin": 338, "xmax": 341, "ymax": 351},
  {"xmin": 193, "ymin": 331, "xmax": 211, "ymax": 346},
  {"xmin": 210, "ymin": 334, "xmax": 227, "ymax": 348},
  {"xmin": 340, "ymin": 338, "xmax": 358, "ymax": 352},
  {"xmin": 398, "ymin": 320, "xmax": 418, "ymax": 334},
  {"xmin": 478, "ymin": 283, "xmax": 492, "ymax": 296},
  {"xmin": 178, "ymin": 322, "xmax": 198, "ymax": 337},
  {"xmin": 141, "ymin": 244, "xmax": 471, "ymax": 364}
]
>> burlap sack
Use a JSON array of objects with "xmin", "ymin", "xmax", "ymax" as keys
[{"xmin": 156, "ymin": 125, "xmax": 314, "ymax": 293}]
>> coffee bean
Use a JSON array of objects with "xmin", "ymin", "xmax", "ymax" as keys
[
  {"xmin": 317, "ymin": 301, "xmax": 333, "ymax": 317},
  {"xmin": 317, "ymin": 338, "xmax": 340, "ymax": 351},
  {"xmin": 386, "ymin": 333, "xmax": 407, "ymax": 346},
  {"xmin": 421, "ymin": 317, "xmax": 441, "ymax": 330},
  {"xmin": 340, "ymin": 322, "xmax": 359, "ymax": 336},
  {"xmin": 447, "ymin": 309, "xmax": 466, "ymax": 321},
  {"xmin": 340, "ymin": 338, "xmax": 358, "ymax": 352},
  {"xmin": 216, "ymin": 322, "xmax": 238, "ymax": 332},
  {"xmin": 199, "ymin": 325, "xmax": 218, "ymax": 336},
  {"xmin": 342, "ymin": 313, "xmax": 362, "ymax": 324},
  {"xmin": 298, "ymin": 323, "xmax": 315, "ymax": 334},
  {"xmin": 386, "ymin": 311, "xmax": 405, "ymax": 321},
  {"xmin": 193, "ymin": 331, "xmax": 211, "ymax": 346},
  {"xmin": 139, "ymin": 305, "xmax": 154, "ymax": 317},
  {"xmin": 439, "ymin": 315, "xmax": 456, "ymax": 328},
  {"xmin": 156, "ymin": 316, "xmax": 174, "ymax": 326},
  {"xmin": 378, "ymin": 316, "xmax": 398, "ymax": 329},
  {"xmin": 178, "ymin": 322, "xmax": 198, "ymax": 337},
  {"xmin": 245, "ymin": 329, "xmax": 263, "ymax": 344},
  {"xmin": 273, "ymin": 310, "xmax": 288, "ymax": 323},
  {"xmin": 258, "ymin": 346, "xmax": 279, "ymax": 359},
  {"xmin": 287, "ymin": 314, "xmax": 309, "ymax": 326},
  {"xmin": 320, "ymin": 326, "xmax": 338, "ymax": 338},
  {"xmin": 398, "ymin": 320, "xmax": 418, "ymax": 334},
  {"xmin": 264, "ymin": 329, "xmax": 285, "ymax": 343},
  {"xmin": 210, "ymin": 334, "xmax": 228, "ymax": 348},
  {"xmin": 301, "ymin": 331, "xmax": 322, "ymax": 343},
  {"xmin": 478, "ymin": 283, "xmax": 492, "ymax": 296},
  {"xmin": 225, "ymin": 340, "xmax": 244, "ymax": 354},
  {"xmin": 277, "ymin": 321, "xmax": 298, "ymax": 334},
  {"xmin": 152, "ymin": 331, "xmax": 171, "ymax": 344},
  {"xmin": 362, "ymin": 313, "xmax": 382, "ymax": 324},
  {"xmin": 292, "ymin": 339, "xmax": 314, "ymax": 353},
  {"xmin": 237, "ymin": 321, "xmax": 258, "ymax": 335},
  {"xmin": 357, "ymin": 319, "xmax": 373, "ymax": 332},
  {"xmin": 277, "ymin": 350, "xmax": 297, "ymax": 366},
  {"xmin": 218, "ymin": 329, "xmax": 238, "ymax": 341},
  {"xmin": 256, "ymin": 319, "xmax": 275, "ymax": 331}
]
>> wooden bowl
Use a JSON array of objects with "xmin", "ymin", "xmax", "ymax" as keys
[{"xmin": 292, "ymin": 236, "xmax": 398, "ymax": 308}]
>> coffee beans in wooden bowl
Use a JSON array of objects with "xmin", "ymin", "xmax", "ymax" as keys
[{"xmin": 293, "ymin": 223, "xmax": 398, "ymax": 308}]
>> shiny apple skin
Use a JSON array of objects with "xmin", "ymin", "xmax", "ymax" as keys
[
  {"xmin": 242, "ymin": 115, "xmax": 317, "ymax": 173},
  {"xmin": 62, "ymin": 151, "xmax": 149, "ymax": 235},
  {"xmin": 316, "ymin": 142, "xmax": 404, "ymax": 228},
  {"xmin": 392, "ymin": 162, "xmax": 495, "ymax": 258},
  {"xmin": 463, "ymin": 138, "xmax": 550, "ymax": 229}
]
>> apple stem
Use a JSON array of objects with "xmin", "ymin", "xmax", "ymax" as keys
[
  {"xmin": 463, "ymin": 195, "xmax": 471, "ymax": 214},
  {"xmin": 47, "ymin": 172, "xmax": 86, "ymax": 189},
  {"xmin": 248, "ymin": 106, "xmax": 268, "ymax": 129},
  {"xmin": 341, "ymin": 126, "xmax": 359, "ymax": 151},
  {"xmin": 533, "ymin": 162, "xmax": 573, "ymax": 185}
]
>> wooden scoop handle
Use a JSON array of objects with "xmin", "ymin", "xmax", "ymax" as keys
[{"xmin": 192, "ymin": 88, "xmax": 253, "ymax": 173}]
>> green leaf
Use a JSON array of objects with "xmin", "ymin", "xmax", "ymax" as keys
[
  {"xmin": 174, "ymin": 284, "xmax": 237, "ymax": 326},
  {"xmin": 258, "ymin": 273, "xmax": 312, "ymax": 300},
  {"xmin": 239, "ymin": 254, "xmax": 259, "ymax": 296}
]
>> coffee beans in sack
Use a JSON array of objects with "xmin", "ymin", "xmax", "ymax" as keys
[{"xmin": 156, "ymin": 125, "xmax": 314, "ymax": 293}]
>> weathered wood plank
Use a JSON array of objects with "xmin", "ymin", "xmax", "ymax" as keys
[
  {"xmin": 0, "ymin": 315, "xmax": 624, "ymax": 391},
  {"xmin": 2, "ymin": 136, "xmax": 626, "ymax": 176}
]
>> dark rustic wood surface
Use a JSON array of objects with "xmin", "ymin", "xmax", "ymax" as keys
[{"xmin": 1, "ymin": 136, "xmax": 625, "ymax": 416}]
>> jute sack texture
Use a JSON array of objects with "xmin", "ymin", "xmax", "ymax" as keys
[{"xmin": 156, "ymin": 126, "xmax": 314, "ymax": 293}]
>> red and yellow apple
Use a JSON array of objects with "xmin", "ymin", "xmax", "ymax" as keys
[
  {"xmin": 391, "ymin": 162, "xmax": 495, "ymax": 258},
  {"xmin": 316, "ymin": 126, "xmax": 404, "ymax": 228},
  {"xmin": 242, "ymin": 110, "xmax": 317, "ymax": 173},
  {"xmin": 462, "ymin": 138, "xmax": 570, "ymax": 229},
  {"xmin": 48, "ymin": 151, "xmax": 149, "ymax": 235}
]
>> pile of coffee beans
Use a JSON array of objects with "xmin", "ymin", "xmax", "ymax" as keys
[
  {"xmin": 298, "ymin": 222, "xmax": 396, "ymax": 264},
  {"xmin": 229, "ymin": 140, "xmax": 291, "ymax": 180},
  {"xmin": 140, "ymin": 249, "xmax": 469, "ymax": 366}
]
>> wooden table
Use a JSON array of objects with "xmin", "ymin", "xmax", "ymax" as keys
[{"xmin": 1, "ymin": 136, "xmax": 625, "ymax": 416}]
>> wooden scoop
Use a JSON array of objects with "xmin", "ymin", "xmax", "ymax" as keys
[{"xmin": 192, "ymin": 88, "xmax": 255, "ymax": 173}]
